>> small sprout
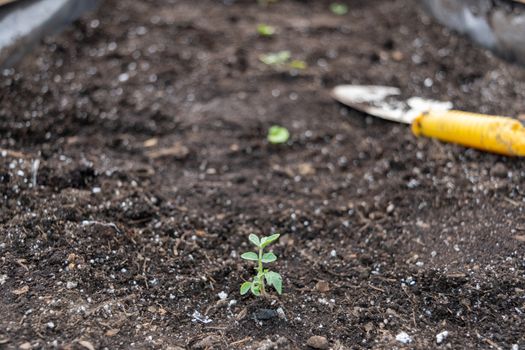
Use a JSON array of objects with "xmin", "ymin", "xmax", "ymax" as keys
[
  {"xmin": 267, "ymin": 125, "xmax": 290, "ymax": 144},
  {"xmin": 260, "ymin": 50, "xmax": 291, "ymax": 66},
  {"xmin": 257, "ymin": 23, "xmax": 276, "ymax": 37},
  {"xmin": 240, "ymin": 233, "xmax": 282, "ymax": 297},
  {"xmin": 289, "ymin": 59, "xmax": 307, "ymax": 70},
  {"xmin": 259, "ymin": 51, "xmax": 307, "ymax": 71},
  {"xmin": 330, "ymin": 3, "xmax": 348, "ymax": 15}
]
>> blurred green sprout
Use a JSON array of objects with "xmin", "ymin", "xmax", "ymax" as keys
[
  {"xmin": 257, "ymin": 23, "xmax": 276, "ymax": 37},
  {"xmin": 259, "ymin": 51, "xmax": 307, "ymax": 70},
  {"xmin": 260, "ymin": 50, "xmax": 291, "ymax": 66},
  {"xmin": 267, "ymin": 125, "xmax": 290, "ymax": 144},
  {"xmin": 330, "ymin": 3, "xmax": 348, "ymax": 15}
]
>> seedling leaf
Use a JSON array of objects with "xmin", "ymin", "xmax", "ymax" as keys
[
  {"xmin": 260, "ymin": 50, "xmax": 291, "ymax": 66},
  {"xmin": 267, "ymin": 126, "xmax": 290, "ymax": 144},
  {"xmin": 261, "ymin": 252, "xmax": 277, "ymax": 263},
  {"xmin": 240, "ymin": 281, "xmax": 252, "ymax": 295},
  {"xmin": 257, "ymin": 23, "xmax": 276, "ymax": 36},
  {"xmin": 241, "ymin": 252, "xmax": 259, "ymax": 261},
  {"xmin": 248, "ymin": 234, "xmax": 260, "ymax": 247},
  {"xmin": 289, "ymin": 59, "xmax": 307, "ymax": 70},
  {"xmin": 260, "ymin": 233, "xmax": 280, "ymax": 248},
  {"xmin": 330, "ymin": 3, "xmax": 348, "ymax": 15},
  {"xmin": 265, "ymin": 271, "xmax": 282, "ymax": 294},
  {"xmin": 251, "ymin": 282, "xmax": 261, "ymax": 296}
]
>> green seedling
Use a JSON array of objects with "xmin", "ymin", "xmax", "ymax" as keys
[
  {"xmin": 240, "ymin": 233, "xmax": 282, "ymax": 296},
  {"xmin": 257, "ymin": 23, "xmax": 276, "ymax": 37},
  {"xmin": 289, "ymin": 59, "xmax": 307, "ymax": 70},
  {"xmin": 259, "ymin": 50, "xmax": 291, "ymax": 66},
  {"xmin": 259, "ymin": 51, "xmax": 308, "ymax": 70},
  {"xmin": 267, "ymin": 125, "xmax": 290, "ymax": 144},
  {"xmin": 330, "ymin": 3, "xmax": 348, "ymax": 15}
]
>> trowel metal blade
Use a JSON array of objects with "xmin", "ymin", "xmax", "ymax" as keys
[{"xmin": 331, "ymin": 85, "xmax": 453, "ymax": 124}]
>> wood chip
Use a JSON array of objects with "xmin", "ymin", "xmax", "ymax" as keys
[
  {"xmin": 12, "ymin": 285, "xmax": 29, "ymax": 295},
  {"xmin": 143, "ymin": 137, "xmax": 158, "ymax": 148},
  {"xmin": 235, "ymin": 307, "xmax": 247, "ymax": 321},
  {"xmin": 105, "ymin": 329, "xmax": 120, "ymax": 337},
  {"xmin": 147, "ymin": 143, "xmax": 189, "ymax": 160},
  {"xmin": 0, "ymin": 148, "xmax": 27, "ymax": 158},
  {"xmin": 514, "ymin": 235, "xmax": 525, "ymax": 242},
  {"xmin": 78, "ymin": 340, "xmax": 95, "ymax": 350}
]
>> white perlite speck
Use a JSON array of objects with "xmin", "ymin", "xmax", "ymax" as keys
[
  {"xmin": 66, "ymin": 281, "xmax": 77, "ymax": 289},
  {"xmin": 396, "ymin": 331, "xmax": 413, "ymax": 344},
  {"xmin": 436, "ymin": 330, "xmax": 449, "ymax": 344},
  {"xmin": 217, "ymin": 291, "xmax": 228, "ymax": 300}
]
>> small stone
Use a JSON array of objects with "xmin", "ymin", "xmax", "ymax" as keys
[
  {"xmin": 276, "ymin": 307, "xmax": 286, "ymax": 320},
  {"xmin": 315, "ymin": 281, "xmax": 330, "ymax": 293},
  {"xmin": 436, "ymin": 330, "xmax": 449, "ymax": 344},
  {"xmin": 253, "ymin": 308, "xmax": 278, "ymax": 321},
  {"xmin": 307, "ymin": 335, "xmax": 329, "ymax": 349},
  {"xmin": 46, "ymin": 321, "xmax": 55, "ymax": 329},
  {"xmin": 66, "ymin": 281, "xmax": 77, "ymax": 289},
  {"xmin": 391, "ymin": 50, "xmax": 404, "ymax": 61},
  {"xmin": 19, "ymin": 342, "xmax": 32, "ymax": 350},
  {"xmin": 396, "ymin": 331, "xmax": 412, "ymax": 344},
  {"xmin": 491, "ymin": 162, "xmax": 507, "ymax": 178}
]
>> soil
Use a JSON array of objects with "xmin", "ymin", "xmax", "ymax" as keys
[{"xmin": 1, "ymin": 0, "xmax": 525, "ymax": 349}]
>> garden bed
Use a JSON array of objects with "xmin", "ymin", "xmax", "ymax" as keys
[{"xmin": 1, "ymin": 0, "xmax": 525, "ymax": 349}]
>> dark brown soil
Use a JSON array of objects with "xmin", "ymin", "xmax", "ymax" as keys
[{"xmin": 1, "ymin": 0, "xmax": 525, "ymax": 349}]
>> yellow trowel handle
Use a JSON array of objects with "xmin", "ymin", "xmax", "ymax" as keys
[{"xmin": 411, "ymin": 110, "xmax": 525, "ymax": 156}]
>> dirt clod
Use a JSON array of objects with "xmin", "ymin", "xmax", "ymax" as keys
[
  {"xmin": 306, "ymin": 336, "xmax": 329, "ymax": 349},
  {"xmin": 491, "ymin": 162, "xmax": 508, "ymax": 178},
  {"xmin": 193, "ymin": 335, "xmax": 221, "ymax": 349}
]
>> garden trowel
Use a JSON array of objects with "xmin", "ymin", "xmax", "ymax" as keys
[{"xmin": 331, "ymin": 85, "xmax": 525, "ymax": 157}]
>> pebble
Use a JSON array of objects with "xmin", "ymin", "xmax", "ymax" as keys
[
  {"xmin": 253, "ymin": 308, "xmax": 278, "ymax": 321},
  {"xmin": 436, "ymin": 330, "xmax": 449, "ymax": 344},
  {"xmin": 276, "ymin": 307, "xmax": 286, "ymax": 320},
  {"xmin": 396, "ymin": 331, "xmax": 413, "ymax": 344},
  {"xmin": 306, "ymin": 335, "xmax": 329, "ymax": 349},
  {"xmin": 19, "ymin": 342, "xmax": 32, "ymax": 350},
  {"xmin": 491, "ymin": 162, "xmax": 508, "ymax": 178}
]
